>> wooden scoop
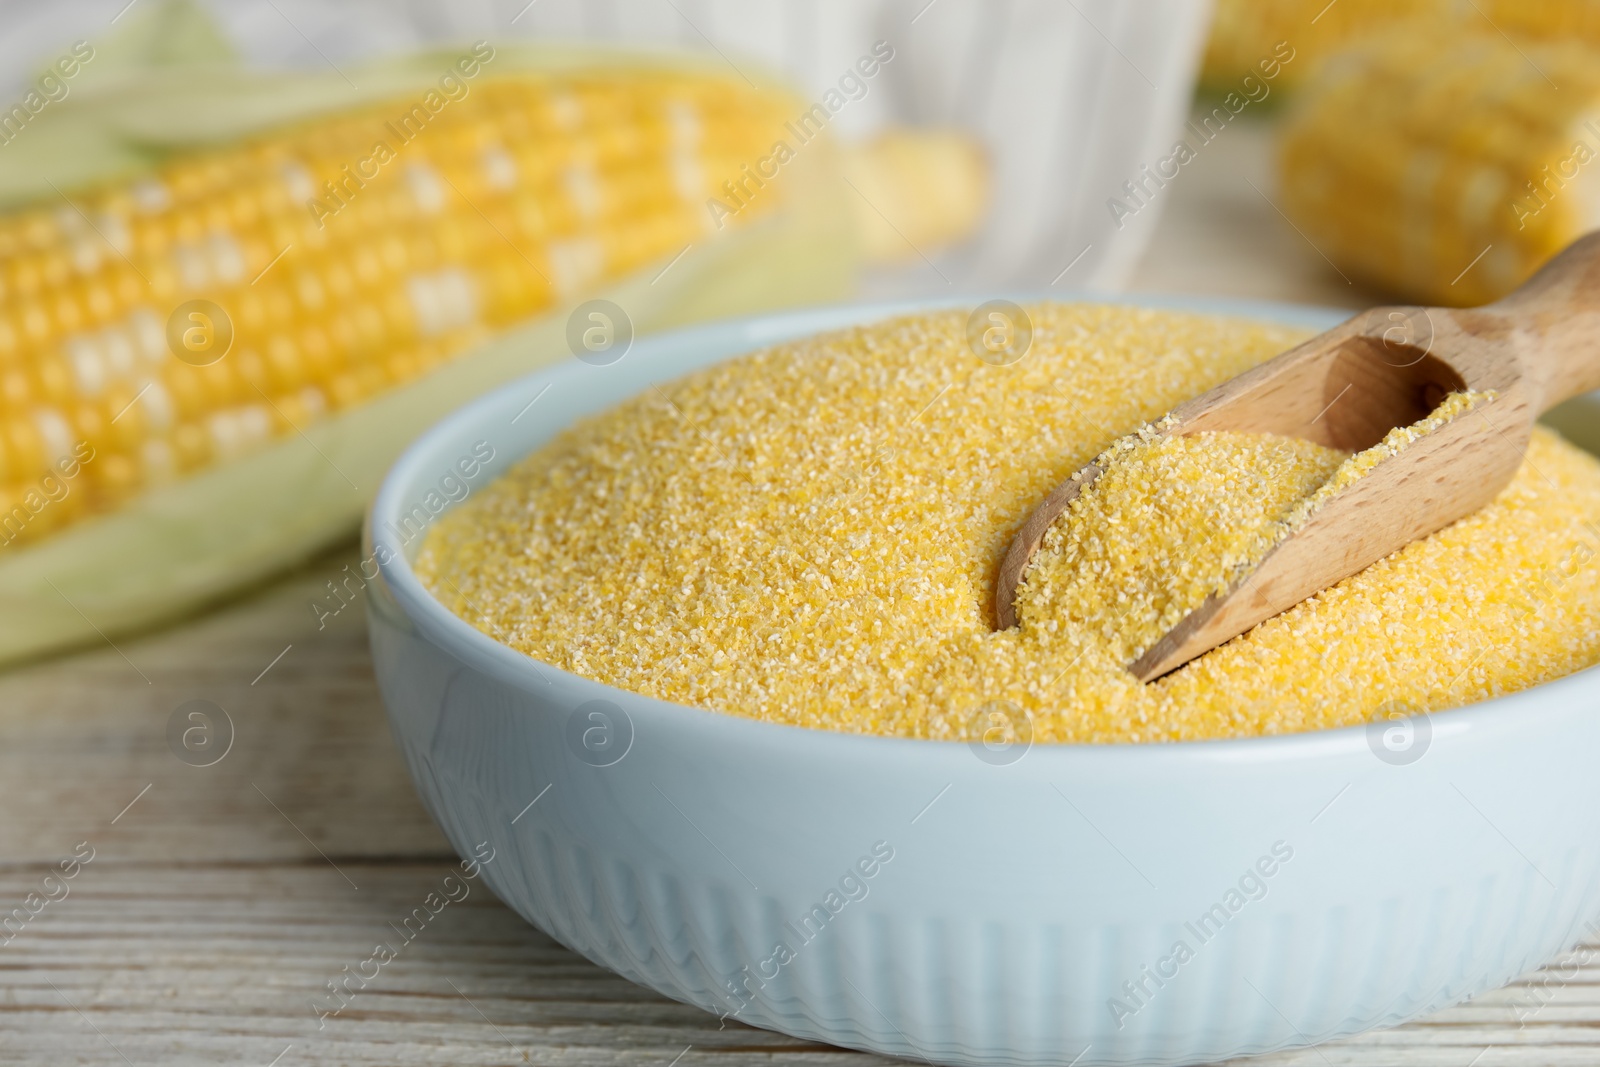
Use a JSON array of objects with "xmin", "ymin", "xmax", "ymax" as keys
[{"xmin": 996, "ymin": 232, "xmax": 1600, "ymax": 681}]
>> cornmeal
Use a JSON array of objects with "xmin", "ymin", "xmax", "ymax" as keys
[
  {"xmin": 1017, "ymin": 431, "xmax": 1348, "ymax": 669},
  {"xmin": 1027, "ymin": 389, "xmax": 1492, "ymax": 668},
  {"xmin": 417, "ymin": 305, "xmax": 1600, "ymax": 743}
]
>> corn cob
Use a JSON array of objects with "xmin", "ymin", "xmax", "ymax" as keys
[
  {"xmin": 1201, "ymin": 0, "xmax": 1600, "ymax": 95},
  {"xmin": 1480, "ymin": 0, "xmax": 1600, "ymax": 45},
  {"xmin": 839, "ymin": 130, "xmax": 988, "ymax": 265},
  {"xmin": 1199, "ymin": 0, "xmax": 1448, "ymax": 93},
  {"xmin": 1276, "ymin": 28, "xmax": 1600, "ymax": 305},
  {"xmin": 0, "ymin": 63, "xmax": 794, "ymax": 546}
]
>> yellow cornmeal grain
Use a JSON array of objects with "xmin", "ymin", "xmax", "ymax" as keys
[
  {"xmin": 1017, "ymin": 432, "xmax": 1347, "ymax": 669},
  {"xmin": 1025, "ymin": 389, "xmax": 1496, "ymax": 668},
  {"xmin": 1284, "ymin": 389, "xmax": 1491, "ymax": 527},
  {"xmin": 417, "ymin": 304, "xmax": 1600, "ymax": 743}
]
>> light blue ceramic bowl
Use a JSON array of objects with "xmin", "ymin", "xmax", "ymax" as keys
[{"xmin": 366, "ymin": 295, "xmax": 1600, "ymax": 1067}]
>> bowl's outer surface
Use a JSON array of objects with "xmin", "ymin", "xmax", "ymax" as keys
[{"xmin": 366, "ymin": 295, "xmax": 1600, "ymax": 1067}]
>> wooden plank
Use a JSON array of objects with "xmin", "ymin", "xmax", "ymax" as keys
[
  {"xmin": 0, "ymin": 863, "xmax": 878, "ymax": 1066},
  {"xmin": 0, "ymin": 544, "xmax": 450, "ymax": 866}
]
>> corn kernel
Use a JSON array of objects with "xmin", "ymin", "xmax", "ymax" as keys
[{"xmin": 0, "ymin": 67, "xmax": 800, "ymax": 547}]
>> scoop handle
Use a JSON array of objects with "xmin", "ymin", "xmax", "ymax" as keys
[{"xmin": 1483, "ymin": 230, "xmax": 1600, "ymax": 412}]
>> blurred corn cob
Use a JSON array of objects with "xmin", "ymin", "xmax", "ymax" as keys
[
  {"xmin": 1480, "ymin": 0, "xmax": 1600, "ymax": 45},
  {"xmin": 1277, "ymin": 29, "xmax": 1600, "ymax": 305},
  {"xmin": 1199, "ymin": 0, "xmax": 1448, "ymax": 93},
  {"xmin": 0, "ymin": 64, "xmax": 798, "ymax": 546},
  {"xmin": 1202, "ymin": 0, "xmax": 1600, "ymax": 95},
  {"xmin": 840, "ymin": 130, "xmax": 988, "ymax": 265}
]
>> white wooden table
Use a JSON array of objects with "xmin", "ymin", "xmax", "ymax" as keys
[{"xmin": 4, "ymin": 116, "xmax": 1598, "ymax": 1066}]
